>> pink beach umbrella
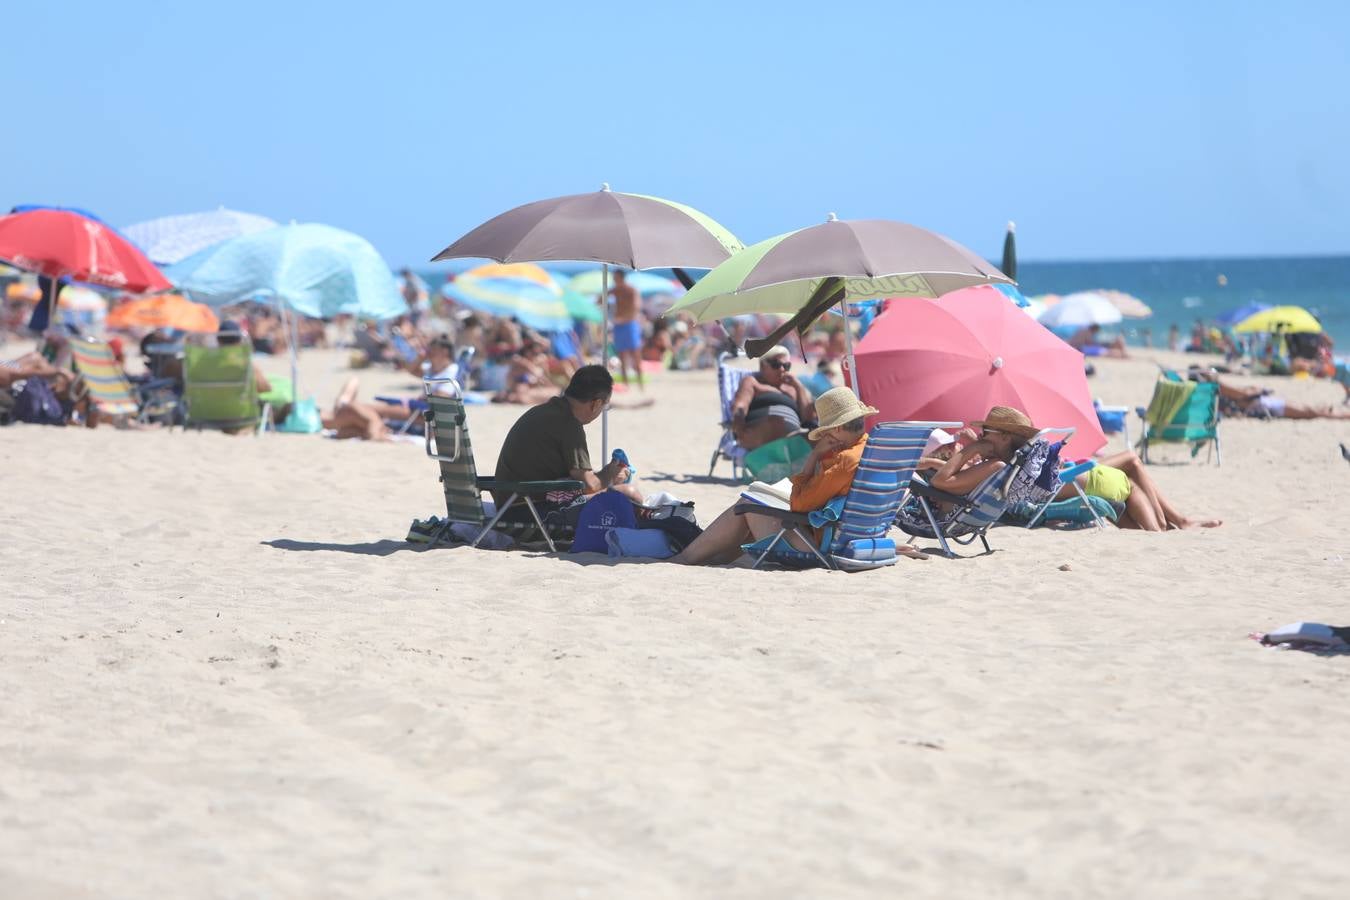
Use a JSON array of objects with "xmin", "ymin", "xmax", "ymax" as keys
[{"xmin": 855, "ymin": 284, "xmax": 1107, "ymax": 458}]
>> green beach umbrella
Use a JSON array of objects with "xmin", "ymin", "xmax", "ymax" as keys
[
  {"xmin": 561, "ymin": 290, "xmax": 603, "ymax": 323},
  {"xmin": 667, "ymin": 215, "xmax": 1011, "ymax": 389}
]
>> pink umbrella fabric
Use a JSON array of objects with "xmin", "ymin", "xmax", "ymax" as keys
[{"xmin": 855, "ymin": 284, "xmax": 1107, "ymax": 458}]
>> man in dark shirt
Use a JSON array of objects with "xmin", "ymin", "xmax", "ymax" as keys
[{"xmin": 493, "ymin": 365, "xmax": 637, "ymax": 509}]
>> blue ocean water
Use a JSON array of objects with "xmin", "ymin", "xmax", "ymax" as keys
[{"xmin": 1014, "ymin": 255, "xmax": 1350, "ymax": 347}]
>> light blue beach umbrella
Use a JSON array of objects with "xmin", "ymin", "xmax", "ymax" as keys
[
  {"xmin": 565, "ymin": 268, "xmax": 683, "ymax": 298},
  {"xmin": 167, "ymin": 223, "xmax": 405, "ymax": 413},
  {"xmin": 125, "ymin": 207, "xmax": 278, "ymax": 266}
]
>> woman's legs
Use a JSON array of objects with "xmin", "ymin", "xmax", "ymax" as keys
[
  {"xmin": 1118, "ymin": 487, "xmax": 1164, "ymax": 531},
  {"xmin": 1098, "ymin": 451, "xmax": 1221, "ymax": 528},
  {"xmin": 670, "ymin": 505, "xmax": 753, "ymax": 565}
]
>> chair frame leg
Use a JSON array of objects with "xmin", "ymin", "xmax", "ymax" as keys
[
  {"xmin": 917, "ymin": 497, "xmax": 955, "ymax": 558},
  {"xmin": 473, "ymin": 492, "xmax": 518, "ymax": 548}
]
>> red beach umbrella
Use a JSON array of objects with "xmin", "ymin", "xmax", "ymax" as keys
[
  {"xmin": 0, "ymin": 209, "xmax": 171, "ymax": 293},
  {"xmin": 855, "ymin": 284, "xmax": 1107, "ymax": 458}
]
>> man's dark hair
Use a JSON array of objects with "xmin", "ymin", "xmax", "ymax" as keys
[
  {"xmin": 563, "ymin": 364, "xmax": 614, "ymax": 402},
  {"xmin": 430, "ymin": 334, "xmax": 454, "ymax": 353}
]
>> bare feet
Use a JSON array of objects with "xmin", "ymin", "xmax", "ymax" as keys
[
  {"xmin": 1176, "ymin": 517, "xmax": 1223, "ymax": 529},
  {"xmin": 898, "ymin": 545, "xmax": 930, "ymax": 560}
]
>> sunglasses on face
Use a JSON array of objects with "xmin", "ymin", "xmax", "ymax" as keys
[{"xmin": 766, "ymin": 359, "xmax": 791, "ymax": 371}]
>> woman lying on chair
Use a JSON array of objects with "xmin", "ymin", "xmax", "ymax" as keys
[{"xmin": 672, "ymin": 388, "xmax": 924, "ymax": 564}]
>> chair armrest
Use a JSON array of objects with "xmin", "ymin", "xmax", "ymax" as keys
[
  {"xmin": 1058, "ymin": 461, "xmax": 1095, "ymax": 482},
  {"xmin": 477, "ymin": 478, "xmax": 584, "ymax": 495},
  {"xmin": 907, "ymin": 479, "xmax": 971, "ymax": 507},
  {"xmin": 732, "ymin": 502, "xmax": 813, "ymax": 526}
]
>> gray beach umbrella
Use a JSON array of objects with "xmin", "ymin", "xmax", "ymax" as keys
[
  {"xmin": 1001, "ymin": 221, "xmax": 1017, "ymax": 283},
  {"xmin": 432, "ymin": 184, "xmax": 743, "ymax": 457}
]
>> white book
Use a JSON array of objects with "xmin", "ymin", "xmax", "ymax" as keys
[{"xmin": 739, "ymin": 477, "xmax": 793, "ymax": 510}]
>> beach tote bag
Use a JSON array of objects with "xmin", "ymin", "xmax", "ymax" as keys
[
  {"xmin": 14, "ymin": 378, "xmax": 66, "ymax": 426},
  {"xmin": 570, "ymin": 489, "xmax": 637, "ymax": 554}
]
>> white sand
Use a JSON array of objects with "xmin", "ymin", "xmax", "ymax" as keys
[{"xmin": 3, "ymin": 347, "xmax": 1349, "ymax": 898}]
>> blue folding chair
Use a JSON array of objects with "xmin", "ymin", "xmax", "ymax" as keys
[{"xmin": 735, "ymin": 420, "xmax": 960, "ymax": 571}]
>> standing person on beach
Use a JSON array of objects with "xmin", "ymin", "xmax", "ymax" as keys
[
  {"xmin": 608, "ymin": 270, "xmax": 644, "ymax": 389},
  {"xmin": 400, "ymin": 268, "xmax": 428, "ymax": 326}
]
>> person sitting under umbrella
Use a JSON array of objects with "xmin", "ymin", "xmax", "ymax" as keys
[
  {"xmin": 730, "ymin": 345, "xmax": 816, "ymax": 450},
  {"xmin": 671, "ymin": 388, "xmax": 924, "ymax": 565}
]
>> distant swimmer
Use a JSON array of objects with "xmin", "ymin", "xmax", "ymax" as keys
[{"xmin": 1217, "ymin": 273, "xmax": 1228, "ymax": 286}]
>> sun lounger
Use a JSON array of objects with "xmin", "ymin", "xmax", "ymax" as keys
[
  {"xmin": 419, "ymin": 377, "xmax": 581, "ymax": 552},
  {"xmin": 182, "ymin": 341, "xmax": 272, "ymax": 434},
  {"xmin": 69, "ymin": 336, "xmax": 178, "ymax": 425},
  {"xmin": 736, "ymin": 420, "xmax": 960, "ymax": 571},
  {"xmin": 1136, "ymin": 376, "xmax": 1221, "ymax": 465}
]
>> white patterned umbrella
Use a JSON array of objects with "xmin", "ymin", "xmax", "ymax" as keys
[{"xmin": 124, "ymin": 207, "xmax": 277, "ymax": 265}]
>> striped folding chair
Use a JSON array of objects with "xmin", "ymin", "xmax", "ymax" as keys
[
  {"xmin": 708, "ymin": 352, "xmax": 751, "ymax": 478},
  {"xmin": 420, "ymin": 378, "xmax": 581, "ymax": 552},
  {"xmin": 898, "ymin": 435, "xmax": 1057, "ymax": 557},
  {"xmin": 734, "ymin": 420, "xmax": 961, "ymax": 571},
  {"xmin": 70, "ymin": 337, "xmax": 177, "ymax": 424}
]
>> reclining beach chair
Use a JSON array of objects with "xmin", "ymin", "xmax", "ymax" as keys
[
  {"xmin": 1136, "ymin": 376, "xmax": 1221, "ymax": 465},
  {"xmin": 69, "ymin": 336, "xmax": 178, "ymax": 425},
  {"xmin": 897, "ymin": 434, "xmax": 1059, "ymax": 557},
  {"xmin": 420, "ymin": 377, "xmax": 581, "ymax": 552},
  {"xmin": 182, "ymin": 341, "xmax": 272, "ymax": 434},
  {"xmin": 735, "ymin": 420, "xmax": 961, "ymax": 571},
  {"xmin": 709, "ymin": 352, "xmax": 751, "ymax": 478}
]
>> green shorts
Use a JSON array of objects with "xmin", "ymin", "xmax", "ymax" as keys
[{"xmin": 1084, "ymin": 464, "xmax": 1132, "ymax": 503}]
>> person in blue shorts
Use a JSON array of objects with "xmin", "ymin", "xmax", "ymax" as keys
[{"xmin": 609, "ymin": 270, "xmax": 644, "ymax": 389}]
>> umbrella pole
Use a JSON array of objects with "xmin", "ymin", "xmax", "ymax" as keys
[
  {"xmin": 839, "ymin": 297, "xmax": 860, "ymax": 398},
  {"xmin": 601, "ymin": 262, "xmax": 609, "ymax": 462}
]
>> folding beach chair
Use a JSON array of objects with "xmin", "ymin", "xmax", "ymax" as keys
[
  {"xmin": 1136, "ymin": 376, "xmax": 1221, "ymax": 465},
  {"xmin": 69, "ymin": 336, "xmax": 177, "ymax": 425},
  {"xmin": 182, "ymin": 341, "xmax": 272, "ymax": 434},
  {"xmin": 709, "ymin": 352, "xmax": 751, "ymax": 478},
  {"xmin": 420, "ymin": 377, "xmax": 581, "ymax": 552},
  {"xmin": 736, "ymin": 420, "xmax": 961, "ymax": 571},
  {"xmin": 897, "ymin": 434, "xmax": 1058, "ymax": 557}
]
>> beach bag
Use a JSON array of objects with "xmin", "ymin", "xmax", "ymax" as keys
[
  {"xmin": 278, "ymin": 397, "xmax": 323, "ymax": 433},
  {"xmin": 570, "ymin": 489, "xmax": 637, "ymax": 554},
  {"xmin": 13, "ymin": 378, "xmax": 65, "ymax": 426}
]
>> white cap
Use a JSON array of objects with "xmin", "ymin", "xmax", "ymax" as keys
[
  {"xmin": 923, "ymin": 428, "xmax": 956, "ymax": 458},
  {"xmin": 762, "ymin": 345, "xmax": 790, "ymax": 361}
]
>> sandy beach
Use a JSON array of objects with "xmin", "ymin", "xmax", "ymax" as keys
[{"xmin": 3, "ymin": 347, "xmax": 1349, "ymax": 899}]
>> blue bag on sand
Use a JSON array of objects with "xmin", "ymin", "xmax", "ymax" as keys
[
  {"xmin": 605, "ymin": 527, "xmax": 675, "ymax": 559},
  {"xmin": 570, "ymin": 489, "xmax": 637, "ymax": 554},
  {"xmin": 14, "ymin": 378, "xmax": 65, "ymax": 425},
  {"xmin": 279, "ymin": 397, "xmax": 323, "ymax": 433}
]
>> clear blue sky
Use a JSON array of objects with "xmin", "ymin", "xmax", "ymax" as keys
[{"xmin": 4, "ymin": 1, "xmax": 1348, "ymax": 267}]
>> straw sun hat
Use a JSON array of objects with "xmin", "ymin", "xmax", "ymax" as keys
[
  {"xmin": 970, "ymin": 405, "xmax": 1039, "ymax": 440},
  {"xmin": 808, "ymin": 387, "xmax": 879, "ymax": 440}
]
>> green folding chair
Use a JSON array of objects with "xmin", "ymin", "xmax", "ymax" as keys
[
  {"xmin": 1136, "ymin": 377, "xmax": 1221, "ymax": 465},
  {"xmin": 182, "ymin": 342, "xmax": 272, "ymax": 434},
  {"xmin": 419, "ymin": 378, "xmax": 581, "ymax": 552}
]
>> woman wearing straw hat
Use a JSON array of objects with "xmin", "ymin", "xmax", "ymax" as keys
[
  {"xmin": 926, "ymin": 406, "xmax": 1041, "ymax": 497},
  {"xmin": 673, "ymin": 387, "xmax": 923, "ymax": 564}
]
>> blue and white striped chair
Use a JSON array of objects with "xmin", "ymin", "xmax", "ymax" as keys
[
  {"xmin": 897, "ymin": 436, "xmax": 1054, "ymax": 557},
  {"xmin": 709, "ymin": 353, "xmax": 751, "ymax": 478},
  {"xmin": 734, "ymin": 420, "xmax": 961, "ymax": 571}
]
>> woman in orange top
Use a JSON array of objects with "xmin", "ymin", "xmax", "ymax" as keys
[{"xmin": 672, "ymin": 387, "xmax": 883, "ymax": 565}]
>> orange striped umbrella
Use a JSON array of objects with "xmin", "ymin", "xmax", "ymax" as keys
[{"xmin": 106, "ymin": 293, "xmax": 220, "ymax": 332}]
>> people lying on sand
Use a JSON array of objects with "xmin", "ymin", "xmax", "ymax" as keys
[
  {"xmin": 730, "ymin": 345, "xmax": 816, "ymax": 451},
  {"xmin": 1195, "ymin": 372, "xmax": 1350, "ymax": 420},
  {"xmin": 1067, "ymin": 324, "xmax": 1129, "ymax": 359},
  {"xmin": 1061, "ymin": 449, "xmax": 1221, "ymax": 531},
  {"xmin": 671, "ymin": 388, "xmax": 924, "ymax": 564},
  {"xmin": 493, "ymin": 365, "xmax": 641, "ymax": 517}
]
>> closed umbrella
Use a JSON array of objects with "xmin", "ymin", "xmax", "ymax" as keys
[
  {"xmin": 666, "ymin": 215, "xmax": 1012, "ymax": 392},
  {"xmin": 107, "ymin": 293, "xmax": 220, "ymax": 333},
  {"xmin": 124, "ymin": 208, "xmax": 278, "ymax": 265},
  {"xmin": 856, "ymin": 286, "xmax": 1107, "ymax": 457},
  {"xmin": 432, "ymin": 184, "xmax": 742, "ymax": 457},
  {"xmin": 1036, "ymin": 292, "xmax": 1123, "ymax": 330},
  {"xmin": 1233, "ymin": 305, "xmax": 1321, "ymax": 334},
  {"xmin": 1001, "ymin": 221, "xmax": 1017, "ymax": 282}
]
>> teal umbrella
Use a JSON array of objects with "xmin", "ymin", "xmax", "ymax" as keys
[
  {"xmin": 566, "ymin": 269, "xmax": 682, "ymax": 298},
  {"xmin": 167, "ymin": 223, "xmax": 405, "ymax": 415}
]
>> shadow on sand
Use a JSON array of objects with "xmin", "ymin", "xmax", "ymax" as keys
[{"xmin": 262, "ymin": 539, "xmax": 419, "ymax": 557}]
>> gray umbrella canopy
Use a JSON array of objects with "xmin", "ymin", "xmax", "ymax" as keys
[{"xmin": 431, "ymin": 186, "xmax": 743, "ymax": 269}]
